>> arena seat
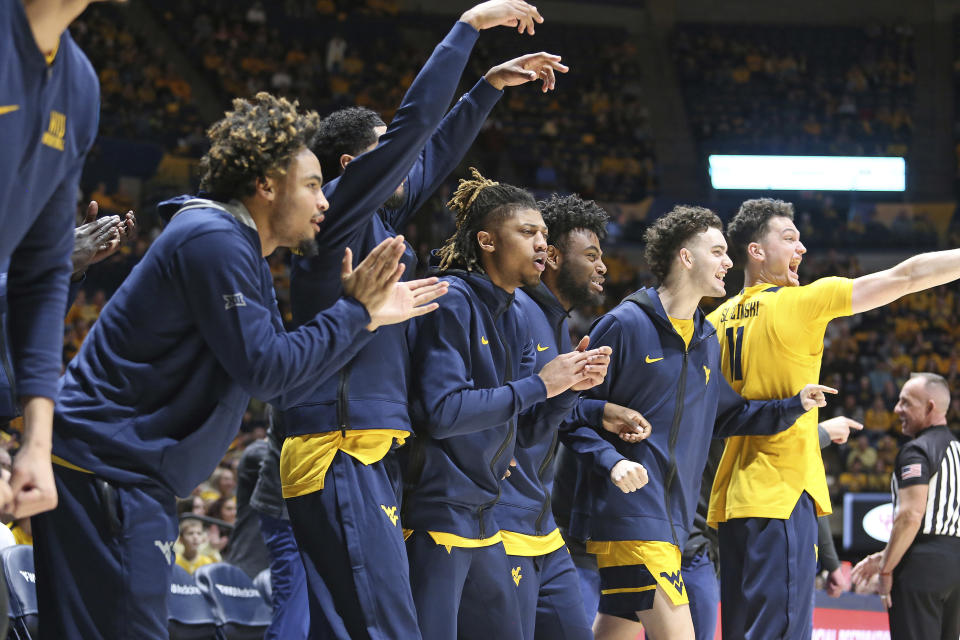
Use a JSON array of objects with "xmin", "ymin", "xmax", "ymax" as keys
[
  {"xmin": 168, "ymin": 564, "xmax": 218, "ymax": 640},
  {"xmin": 194, "ymin": 563, "xmax": 271, "ymax": 640},
  {"xmin": 252, "ymin": 568, "xmax": 271, "ymax": 608},
  {"xmin": 2, "ymin": 544, "xmax": 38, "ymax": 640}
]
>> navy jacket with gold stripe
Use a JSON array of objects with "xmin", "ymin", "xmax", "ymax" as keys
[
  {"xmin": 281, "ymin": 21, "xmax": 501, "ymax": 440},
  {"xmin": 569, "ymin": 287, "xmax": 807, "ymax": 549},
  {"xmin": 404, "ymin": 271, "xmax": 577, "ymax": 540}
]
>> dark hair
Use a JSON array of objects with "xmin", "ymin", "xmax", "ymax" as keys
[
  {"xmin": 200, "ymin": 92, "xmax": 320, "ymax": 201},
  {"xmin": 537, "ymin": 194, "xmax": 609, "ymax": 251},
  {"xmin": 437, "ymin": 168, "xmax": 537, "ymax": 272},
  {"xmin": 311, "ymin": 107, "xmax": 385, "ymax": 180},
  {"xmin": 727, "ymin": 198, "xmax": 795, "ymax": 264},
  {"xmin": 643, "ymin": 205, "xmax": 722, "ymax": 284}
]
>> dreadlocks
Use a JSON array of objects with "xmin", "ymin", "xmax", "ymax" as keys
[
  {"xmin": 436, "ymin": 168, "xmax": 537, "ymax": 272},
  {"xmin": 200, "ymin": 92, "xmax": 321, "ymax": 201}
]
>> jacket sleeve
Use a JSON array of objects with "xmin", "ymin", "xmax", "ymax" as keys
[
  {"xmin": 381, "ymin": 77, "xmax": 503, "ymax": 230},
  {"xmin": 5, "ymin": 163, "xmax": 77, "ymax": 400},
  {"xmin": 408, "ymin": 288, "xmax": 547, "ymax": 439},
  {"xmin": 318, "ymin": 21, "xmax": 480, "ymax": 252},
  {"xmin": 713, "ymin": 373, "xmax": 807, "ymax": 438},
  {"xmin": 557, "ymin": 314, "xmax": 627, "ymax": 474},
  {"xmin": 171, "ymin": 230, "xmax": 375, "ymax": 405}
]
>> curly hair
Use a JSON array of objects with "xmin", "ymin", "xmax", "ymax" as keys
[
  {"xmin": 537, "ymin": 194, "xmax": 609, "ymax": 251},
  {"xmin": 436, "ymin": 168, "xmax": 537, "ymax": 272},
  {"xmin": 644, "ymin": 205, "xmax": 722, "ymax": 284},
  {"xmin": 200, "ymin": 92, "xmax": 321, "ymax": 201},
  {"xmin": 311, "ymin": 107, "xmax": 386, "ymax": 181},
  {"xmin": 727, "ymin": 198, "xmax": 795, "ymax": 264}
]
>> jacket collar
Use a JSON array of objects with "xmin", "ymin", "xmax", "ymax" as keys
[
  {"xmin": 444, "ymin": 269, "xmax": 515, "ymax": 318},
  {"xmin": 522, "ymin": 283, "xmax": 569, "ymax": 327},
  {"xmin": 627, "ymin": 287, "xmax": 715, "ymax": 343}
]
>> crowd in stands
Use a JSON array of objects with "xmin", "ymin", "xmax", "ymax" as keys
[
  {"xmin": 674, "ymin": 23, "xmax": 916, "ymax": 158},
  {"xmin": 73, "ymin": 0, "xmax": 655, "ymax": 208},
  {"xmin": 70, "ymin": 5, "xmax": 204, "ymax": 156}
]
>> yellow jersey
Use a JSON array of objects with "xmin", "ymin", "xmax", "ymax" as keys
[{"xmin": 707, "ymin": 277, "xmax": 853, "ymax": 525}]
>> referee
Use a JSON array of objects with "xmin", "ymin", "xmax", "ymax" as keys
[{"xmin": 852, "ymin": 372, "xmax": 960, "ymax": 639}]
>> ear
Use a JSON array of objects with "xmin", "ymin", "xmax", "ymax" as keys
[
  {"xmin": 477, "ymin": 230, "xmax": 496, "ymax": 255},
  {"xmin": 747, "ymin": 241, "xmax": 763, "ymax": 261},
  {"xmin": 545, "ymin": 245, "xmax": 561, "ymax": 271},
  {"xmin": 255, "ymin": 175, "xmax": 276, "ymax": 202},
  {"xmin": 340, "ymin": 153, "xmax": 354, "ymax": 172},
  {"xmin": 679, "ymin": 247, "xmax": 694, "ymax": 270}
]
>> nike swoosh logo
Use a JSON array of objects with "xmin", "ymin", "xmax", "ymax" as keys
[
  {"xmin": 645, "ymin": 355, "xmax": 664, "ymax": 363},
  {"xmin": 536, "ymin": 344, "xmax": 549, "ymax": 352},
  {"xmin": 0, "ymin": 105, "xmax": 19, "ymax": 116},
  {"xmin": 481, "ymin": 337, "xmax": 489, "ymax": 345}
]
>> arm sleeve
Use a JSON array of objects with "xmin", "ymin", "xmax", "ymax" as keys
[
  {"xmin": 382, "ymin": 78, "xmax": 503, "ymax": 230},
  {"xmin": 6, "ymin": 164, "xmax": 77, "ymax": 399},
  {"xmin": 713, "ymin": 373, "xmax": 807, "ymax": 438},
  {"xmin": 557, "ymin": 315, "xmax": 627, "ymax": 474},
  {"xmin": 817, "ymin": 516, "xmax": 841, "ymax": 572},
  {"xmin": 318, "ymin": 21, "xmax": 480, "ymax": 252},
  {"xmin": 819, "ymin": 423, "xmax": 831, "ymax": 449},
  {"xmin": 171, "ymin": 230, "xmax": 375, "ymax": 406},
  {"xmin": 408, "ymin": 289, "xmax": 547, "ymax": 439},
  {"xmin": 895, "ymin": 443, "xmax": 931, "ymax": 488}
]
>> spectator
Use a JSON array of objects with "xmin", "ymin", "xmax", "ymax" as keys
[{"xmin": 175, "ymin": 518, "xmax": 218, "ymax": 575}]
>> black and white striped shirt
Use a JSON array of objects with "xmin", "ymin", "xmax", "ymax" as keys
[{"xmin": 891, "ymin": 425, "xmax": 960, "ymax": 538}]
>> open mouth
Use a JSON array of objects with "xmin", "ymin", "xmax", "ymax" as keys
[
  {"xmin": 311, "ymin": 213, "xmax": 325, "ymax": 233},
  {"xmin": 788, "ymin": 260, "xmax": 801, "ymax": 277},
  {"xmin": 715, "ymin": 271, "xmax": 727, "ymax": 285},
  {"xmin": 533, "ymin": 255, "xmax": 546, "ymax": 273},
  {"xmin": 590, "ymin": 277, "xmax": 604, "ymax": 293}
]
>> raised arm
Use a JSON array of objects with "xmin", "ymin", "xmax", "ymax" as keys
[
  {"xmin": 383, "ymin": 52, "xmax": 569, "ymax": 230},
  {"xmin": 320, "ymin": 1, "xmax": 544, "ymax": 251},
  {"xmin": 851, "ymin": 249, "xmax": 960, "ymax": 314}
]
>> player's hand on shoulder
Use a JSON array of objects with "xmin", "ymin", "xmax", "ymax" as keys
[
  {"xmin": 798, "ymin": 384, "xmax": 838, "ymax": 411},
  {"xmin": 610, "ymin": 459, "xmax": 648, "ymax": 493},
  {"xmin": 602, "ymin": 403, "xmax": 652, "ymax": 443},
  {"xmin": 341, "ymin": 236, "xmax": 449, "ymax": 331},
  {"xmin": 460, "ymin": 0, "xmax": 543, "ymax": 35},
  {"xmin": 485, "ymin": 52, "xmax": 569, "ymax": 92},
  {"xmin": 820, "ymin": 416, "xmax": 864, "ymax": 444}
]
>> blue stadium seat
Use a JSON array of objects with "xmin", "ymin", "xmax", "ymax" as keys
[
  {"xmin": 252, "ymin": 568, "xmax": 271, "ymax": 608},
  {"xmin": 168, "ymin": 564, "xmax": 218, "ymax": 640},
  {"xmin": 194, "ymin": 563, "xmax": 271, "ymax": 640},
  {"xmin": 2, "ymin": 544, "xmax": 38, "ymax": 640}
]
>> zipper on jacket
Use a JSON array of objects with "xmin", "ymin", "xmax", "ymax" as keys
[
  {"xmin": 336, "ymin": 364, "xmax": 352, "ymax": 436},
  {"xmin": 534, "ymin": 428, "xmax": 559, "ymax": 533},
  {"xmin": 663, "ymin": 349, "xmax": 686, "ymax": 547},
  {"xmin": 476, "ymin": 303, "xmax": 515, "ymax": 539}
]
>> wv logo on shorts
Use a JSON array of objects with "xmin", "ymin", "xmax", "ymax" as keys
[
  {"xmin": 659, "ymin": 570, "xmax": 685, "ymax": 596},
  {"xmin": 380, "ymin": 504, "xmax": 399, "ymax": 526},
  {"xmin": 154, "ymin": 540, "xmax": 175, "ymax": 565},
  {"xmin": 223, "ymin": 293, "xmax": 246, "ymax": 310},
  {"xmin": 512, "ymin": 566, "xmax": 522, "ymax": 586}
]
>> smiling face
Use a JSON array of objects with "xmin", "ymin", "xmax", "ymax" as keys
[
  {"xmin": 269, "ymin": 147, "xmax": 329, "ymax": 256},
  {"xmin": 752, "ymin": 215, "xmax": 806, "ymax": 287},
  {"xmin": 548, "ymin": 228, "xmax": 607, "ymax": 309},
  {"xmin": 479, "ymin": 207, "xmax": 549, "ymax": 292},
  {"xmin": 682, "ymin": 226, "xmax": 733, "ymax": 298}
]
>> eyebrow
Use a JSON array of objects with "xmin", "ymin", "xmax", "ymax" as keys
[
  {"xmin": 711, "ymin": 244, "xmax": 727, "ymax": 251},
  {"xmin": 584, "ymin": 245, "xmax": 601, "ymax": 253},
  {"xmin": 304, "ymin": 174, "xmax": 323, "ymax": 184}
]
